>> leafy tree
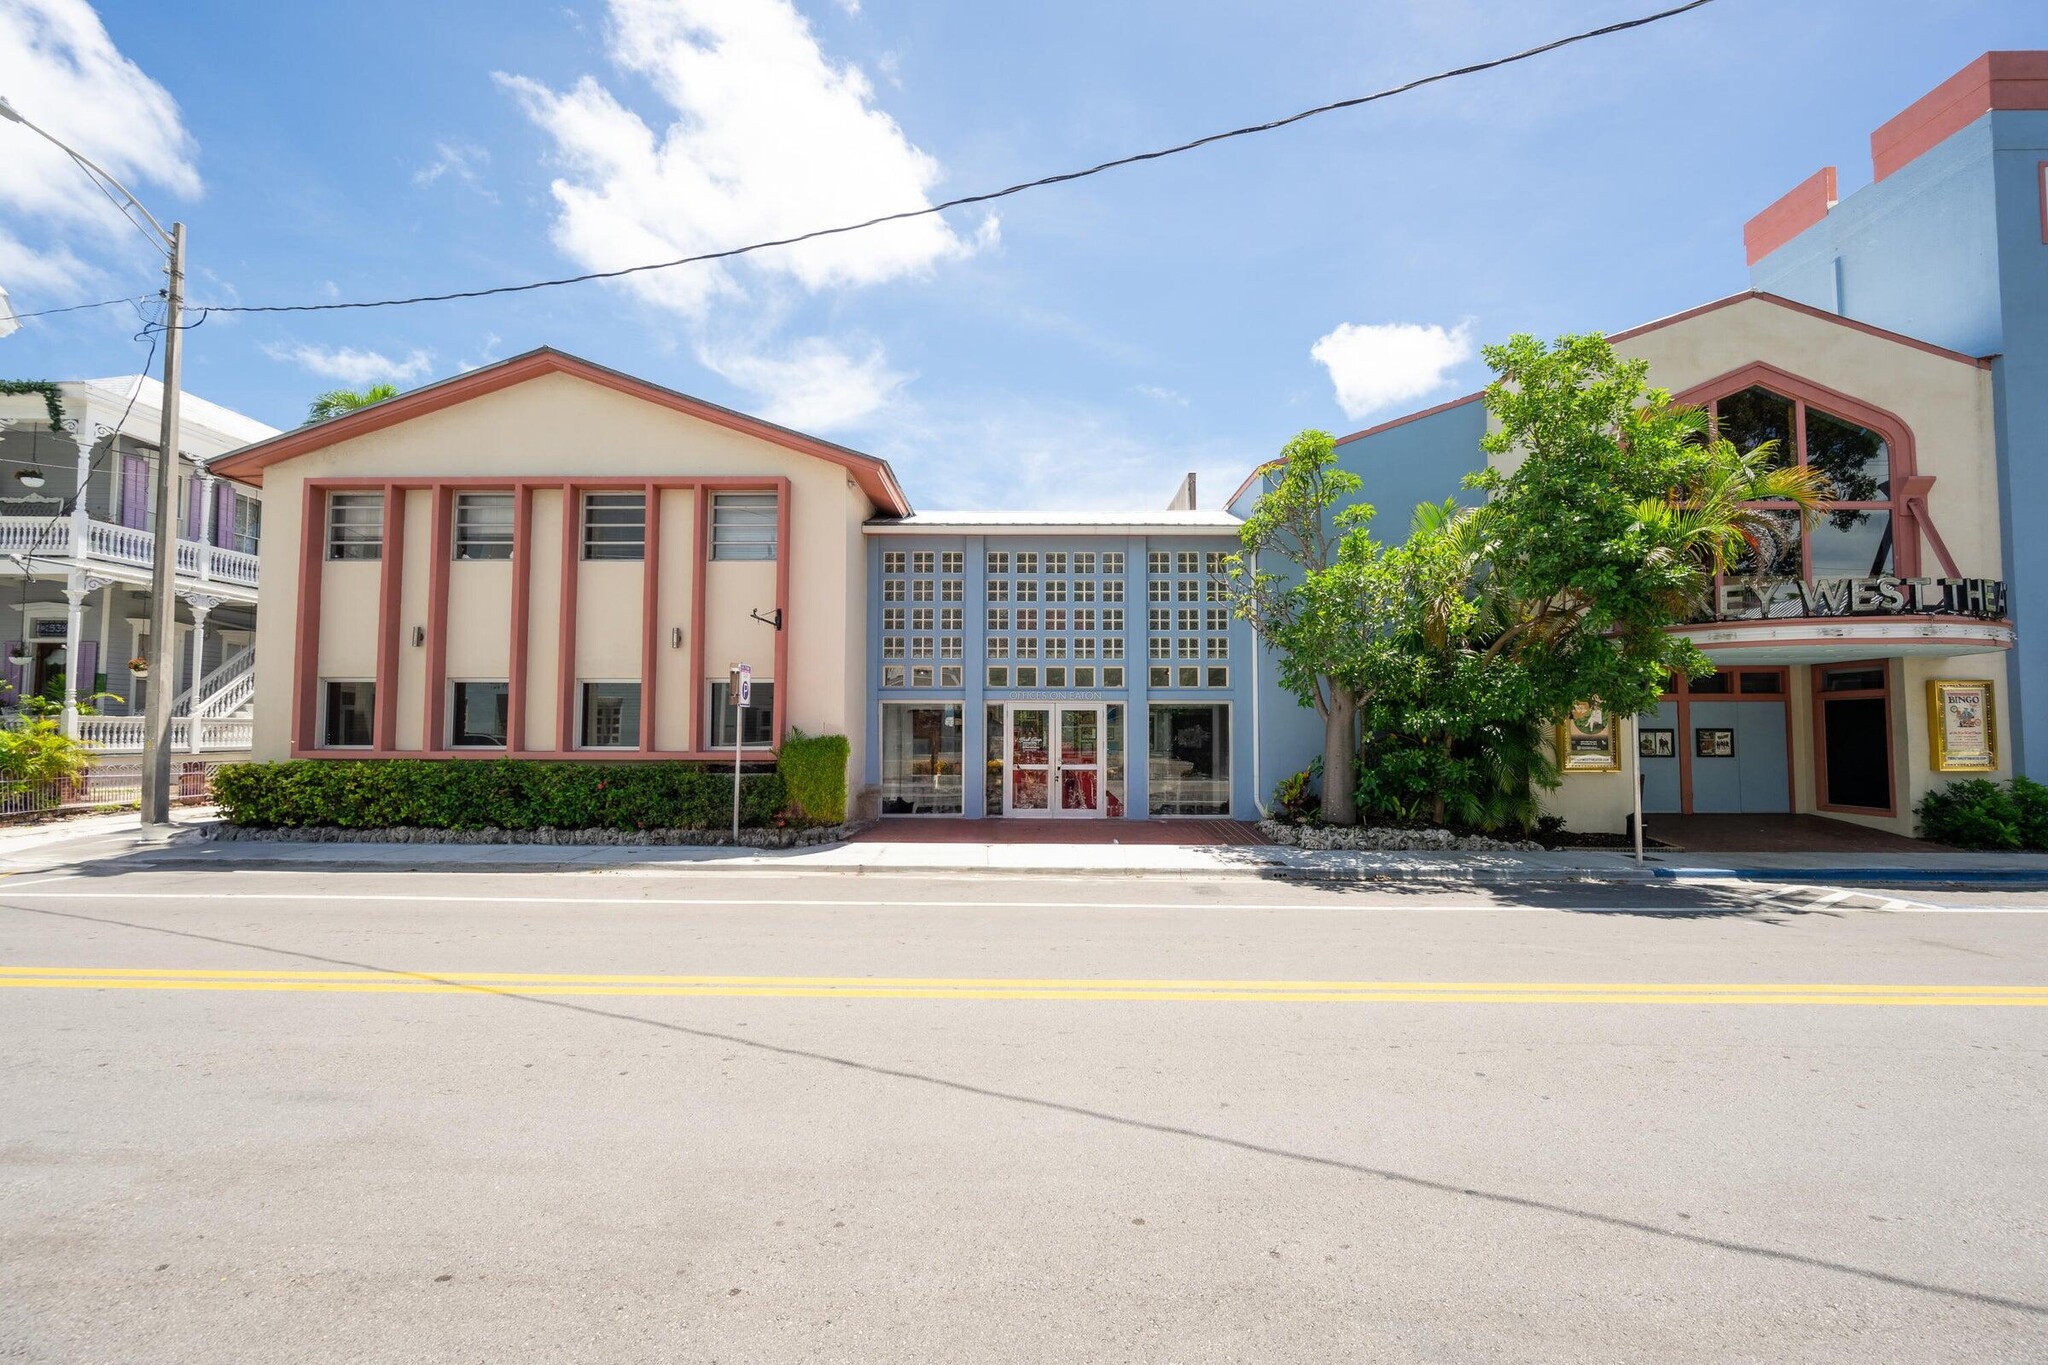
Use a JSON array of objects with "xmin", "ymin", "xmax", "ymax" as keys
[{"xmin": 305, "ymin": 384, "xmax": 399, "ymax": 424}]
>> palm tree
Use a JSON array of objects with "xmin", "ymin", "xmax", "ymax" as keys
[{"xmin": 305, "ymin": 384, "xmax": 399, "ymax": 424}]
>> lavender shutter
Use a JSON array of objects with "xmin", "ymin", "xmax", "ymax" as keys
[
  {"xmin": 120, "ymin": 456, "xmax": 149, "ymax": 529},
  {"xmin": 2, "ymin": 643, "xmax": 21, "ymax": 706},
  {"xmin": 77, "ymin": 641, "xmax": 99, "ymax": 697},
  {"xmin": 184, "ymin": 477, "xmax": 204, "ymax": 539},
  {"xmin": 214, "ymin": 483, "xmax": 237, "ymax": 548}
]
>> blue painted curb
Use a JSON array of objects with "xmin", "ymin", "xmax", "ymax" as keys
[{"xmin": 1656, "ymin": 866, "xmax": 2048, "ymax": 884}]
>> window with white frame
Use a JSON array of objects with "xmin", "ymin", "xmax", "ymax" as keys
[
  {"xmin": 582, "ymin": 492, "xmax": 646, "ymax": 560},
  {"xmin": 883, "ymin": 550, "xmax": 906, "ymax": 573},
  {"xmin": 321, "ymin": 680, "xmax": 375, "ymax": 746},
  {"xmin": 1103, "ymin": 552, "xmax": 1125, "ymax": 575},
  {"xmin": 579, "ymin": 682, "xmax": 641, "ymax": 747},
  {"xmin": 711, "ymin": 492, "xmax": 778, "ymax": 561},
  {"xmin": 450, "ymin": 681, "xmax": 510, "ymax": 746},
  {"xmin": 453, "ymin": 493, "xmax": 514, "ymax": 561},
  {"xmin": 326, "ymin": 493, "xmax": 384, "ymax": 561}
]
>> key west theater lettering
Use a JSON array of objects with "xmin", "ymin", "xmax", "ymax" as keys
[{"xmin": 1710, "ymin": 577, "xmax": 2009, "ymax": 621}]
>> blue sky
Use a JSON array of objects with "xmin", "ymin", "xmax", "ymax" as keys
[{"xmin": 2, "ymin": 0, "xmax": 2043, "ymax": 510}]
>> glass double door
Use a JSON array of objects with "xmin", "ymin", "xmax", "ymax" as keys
[{"xmin": 1006, "ymin": 704, "xmax": 1103, "ymax": 817}]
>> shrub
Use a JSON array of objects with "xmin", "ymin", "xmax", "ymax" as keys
[
  {"xmin": 1271, "ymin": 762, "xmax": 1321, "ymax": 824},
  {"xmin": 211, "ymin": 759, "xmax": 786, "ymax": 831},
  {"xmin": 777, "ymin": 728, "xmax": 849, "ymax": 825},
  {"xmin": 1916, "ymin": 778, "xmax": 2022, "ymax": 850},
  {"xmin": 0, "ymin": 717, "xmax": 91, "ymax": 791},
  {"xmin": 2011, "ymin": 776, "xmax": 2048, "ymax": 851}
]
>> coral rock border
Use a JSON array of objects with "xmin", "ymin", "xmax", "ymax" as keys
[{"xmin": 1257, "ymin": 819, "xmax": 1541, "ymax": 852}]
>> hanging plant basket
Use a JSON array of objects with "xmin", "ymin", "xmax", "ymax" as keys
[
  {"xmin": 5, "ymin": 650, "xmax": 27, "ymax": 667},
  {"xmin": 127, "ymin": 656, "xmax": 150, "ymax": 677}
]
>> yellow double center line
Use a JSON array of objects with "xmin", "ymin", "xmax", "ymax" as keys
[{"xmin": 2, "ymin": 966, "xmax": 2045, "ymax": 1005}]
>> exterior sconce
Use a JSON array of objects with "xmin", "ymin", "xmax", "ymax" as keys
[
  {"xmin": 412, "ymin": 625, "xmax": 426, "ymax": 647},
  {"xmin": 672, "ymin": 626, "xmax": 684, "ymax": 649}
]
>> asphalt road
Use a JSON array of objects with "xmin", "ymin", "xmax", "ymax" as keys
[{"xmin": 3, "ymin": 856, "xmax": 2046, "ymax": 1363}]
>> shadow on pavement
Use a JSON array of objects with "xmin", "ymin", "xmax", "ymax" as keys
[{"xmin": 4, "ymin": 897, "xmax": 2040, "ymax": 1320}]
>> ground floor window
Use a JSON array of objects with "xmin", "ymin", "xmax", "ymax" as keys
[
  {"xmin": 881, "ymin": 704, "xmax": 964, "ymax": 815},
  {"xmin": 450, "ymin": 681, "xmax": 509, "ymax": 748},
  {"xmin": 322, "ymin": 679, "xmax": 375, "ymax": 748},
  {"xmin": 707, "ymin": 680, "xmax": 775, "ymax": 748},
  {"xmin": 580, "ymin": 681, "xmax": 641, "ymax": 749},
  {"xmin": 1148, "ymin": 704, "xmax": 1229, "ymax": 816}
]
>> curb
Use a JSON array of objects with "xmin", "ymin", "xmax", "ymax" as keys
[{"xmin": 1657, "ymin": 865, "xmax": 2048, "ymax": 885}]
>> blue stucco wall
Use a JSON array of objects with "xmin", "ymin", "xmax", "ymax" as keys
[
  {"xmin": 1752, "ymin": 110, "xmax": 2048, "ymax": 775},
  {"xmin": 1231, "ymin": 397, "xmax": 1492, "ymax": 808}
]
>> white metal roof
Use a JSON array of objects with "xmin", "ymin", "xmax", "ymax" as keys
[
  {"xmin": 867, "ymin": 509, "xmax": 1243, "ymax": 535},
  {"xmin": 76, "ymin": 375, "xmax": 280, "ymax": 453}
]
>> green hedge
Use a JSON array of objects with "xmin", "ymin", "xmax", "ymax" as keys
[
  {"xmin": 211, "ymin": 759, "xmax": 786, "ymax": 831},
  {"xmin": 1916, "ymin": 776, "xmax": 2048, "ymax": 851},
  {"xmin": 777, "ymin": 728, "xmax": 849, "ymax": 824}
]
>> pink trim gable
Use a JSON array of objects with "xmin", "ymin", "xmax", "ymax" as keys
[{"xmin": 1608, "ymin": 291, "xmax": 1993, "ymax": 370}]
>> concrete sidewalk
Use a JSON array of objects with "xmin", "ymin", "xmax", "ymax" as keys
[{"xmin": 11, "ymin": 816, "xmax": 2048, "ymax": 883}]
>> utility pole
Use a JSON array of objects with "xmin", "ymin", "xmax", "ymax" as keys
[{"xmin": 139, "ymin": 223, "xmax": 184, "ymax": 830}]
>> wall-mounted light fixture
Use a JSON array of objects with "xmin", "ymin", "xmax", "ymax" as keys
[
  {"xmin": 671, "ymin": 626, "xmax": 684, "ymax": 649},
  {"xmin": 750, "ymin": 607, "xmax": 783, "ymax": 632},
  {"xmin": 412, "ymin": 625, "xmax": 426, "ymax": 647}
]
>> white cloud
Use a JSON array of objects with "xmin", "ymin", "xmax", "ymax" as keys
[
  {"xmin": 499, "ymin": 0, "xmax": 991, "ymax": 424},
  {"xmin": 1134, "ymin": 384, "xmax": 1187, "ymax": 407},
  {"xmin": 0, "ymin": 0, "xmax": 198, "ymax": 295},
  {"xmin": 1309, "ymin": 320, "xmax": 1474, "ymax": 422},
  {"xmin": 696, "ymin": 335, "xmax": 905, "ymax": 431},
  {"xmin": 413, "ymin": 141, "xmax": 497, "ymax": 201},
  {"xmin": 831, "ymin": 0, "xmax": 861, "ymax": 14},
  {"xmin": 262, "ymin": 342, "xmax": 436, "ymax": 386}
]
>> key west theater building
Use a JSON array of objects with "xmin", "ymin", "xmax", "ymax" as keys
[{"xmin": 219, "ymin": 52, "xmax": 2041, "ymax": 839}]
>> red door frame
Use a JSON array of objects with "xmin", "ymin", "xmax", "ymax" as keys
[{"xmin": 1811, "ymin": 658, "xmax": 1898, "ymax": 817}]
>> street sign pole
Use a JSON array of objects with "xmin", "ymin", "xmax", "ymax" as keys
[{"xmin": 729, "ymin": 663, "xmax": 752, "ymax": 842}]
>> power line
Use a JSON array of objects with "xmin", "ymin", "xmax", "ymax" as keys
[
  {"xmin": 8, "ymin": 295, "xmax": 155, "ymax": 323},
  {"xmin": 196, "ymin": 0, "xmax": 1717, "ymax": 317}
]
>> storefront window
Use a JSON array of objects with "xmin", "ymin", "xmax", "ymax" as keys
[
  {"xmin": 1105, "ymin": 703, "xmax": 1125, "ymax": 818},
  {"xmin": 881, "ymin": 703, "xmax": 964, "ymax": 815},
  {"xmin": 985, "ymin": 704, "xmax": 1005, "ymax": 816},
  {"xmin": 1147, "ymin": 704, "xmax": 1229, "ymax": 816}
]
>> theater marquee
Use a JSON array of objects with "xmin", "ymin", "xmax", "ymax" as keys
[{"xmin": 1710, "ymin": 576, "xmax": 2008, "ymax": 622}]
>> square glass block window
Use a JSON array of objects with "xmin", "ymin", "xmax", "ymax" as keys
[
  {"xmin": 987, "ymin": 665, "xmax": 1010, "ymax": 687},
  {"xmin": 1074, "ymin": 552, "xmax": 1096, "ymax": 574},
  {"xmin": 1149, "ymin": 637, "xmax": 1171, "ymax": 659},
  {"xmin": 1206, "ymin": 578, "xmax": 1227, "ymax": 602},
  {"xmin": 1206, "ymin": 637, "xmax": 1228, "ymax": 659},
  {"xmin": 987, "ymin": 608, "xmax": 1009, "ymax": 631},
  {"xmin": 710, "ymin": 492, "xmax": 777, "ymax": 561},
  {"xmin": 882, "ymin": 607, "xmax": 906, "ymax": 631},
  {"xmin": 1044, "ymin": 609, "xmax": 1068, "ymax": 631},
  {"xmin": 1015, "ymin": 609, "xmax": 1038, "ymax": 631},
  {"xmin": 582, "ymin": 492, "xmax": 646, "ymax": 560},
  {"xmin": 1102, "ymin": 579, "xmax": 1125, "ymax": 603},
  {"xmin": 1073, "ymin": 609, "xmax": 1096, "ymax": 631},
  {"xmin": 911, "ymin": 637, "xmax": 934, "ymax": 659},
  {"xmin": 1015, "ymin": 637, "xmax": 1039, "ymax": 658},
  {"xmin": 453, "ymin": 493, "xmax": 514, "ymax": 560},
  {"xmin": 1148, "ymin": 608, "xmax": 1171, "ymax": 631},
  {"xmin": 1044, "ymin": 580, "xmax": 1068, "ymax": 603},
  {"xmin": 911, "ymin": 666, "xmax": 935, "ymax": 688},
  {"xmin": 1015, "ymin": 665, "xmax": 1039, "ymax": 687},
  {"xmin": 1149, "ymin": 580, "xmax": 1170, "ymax": 603},
  {"xmin": 940, "ymin": 607, "xmax": 964, "ymax": 631},
  {"xmin": 1102, "ymin": 552, "xmax": 1125, "ymax": 575},
  {"xmin": 987, "ymin": 637, "xmax": 1009, "ymax": 659},
  {"xmin": 1103, "ymin": 609, "xmax": 1125, "ymax": 632},
  {"xmin": 1073, "ymin": 580, "xmax": 1096, "ymax": 603},
  {"xmin": 707, "ymin": 680, "xmax": 775, "ymax": 748},
  {"xmin": 1045, "ymin": 552, "xmax": 1068, "ymax": 574},
  {"xmin": 987, "ymin": 579, "xmax": 1010, "ymax": 602},
  {"xmin": 1176, "ymin": 551, "xmax": 1199, "ymax": 574},
  {"xmin": 1074, "ymin": 666, "xmax": 1096, "ymax": 688},
  {"xmin": 1103, "ymin": 666, "xmax": 1125, "ymax": 688},
  {"xmin": 913, "ymin": 579, "xmax": 935, "ymax": 602},
  {"xmin": 1148, "ymin": 666, "xmax": 1172, "ymax": 689},
  {"xmin": 326, "ymin": 492, "xmax": 384, "ymax": 561},
  {"xmin": 941, "ymin": 579, "xmax": 963, "ymax": 602},
  {"xmin": 882, "ymin": 636, "xmax": 904, "ymax": 659},
  {"xmin": 1015, "ymin": 552, "xmax": 1039, "ymax": 574},
  {"xmin": 941, "ymin": 551, "xmax": 964, "ymax": 574},
  {"xmin": 940, "ymin": 636, "xmax": 963, "ymax": 659},
  {"xmin": 1177, "ymin": 637, "xmax": 1199, "ymax": 659},
  {"xmin": 1177, "ymin": 609, "xmax": 1199, "ymax": 631},
  {"xmin": 322, "ymin": 680, "xmax": 376, "ymax": 746},
  {"xmin": 579, "ymin": 682, "xmax": 642, "ymax": 748},
  {"xmin": 883, "ymin": 550, "xmax": 906, "ymax": 573},
  {"xmin": 1176, "ymin": 580, "xmax": 1198, "ymax": 603},
  {"xmin": 1044, "ymin": 637, "xmax": 1068, "ymax": 659},
  {"xmin": 883, "ymin": 579, "xmax": 905, "ymax": 602},
  {"xmin": 1102, "ymin": 637, "xmax": 1124, "ymax": 659},
  {"xmin": 940, "ymin": 665, "xmax": 964, "ymax": 688},
  {"xmin": 1206, "ymin": 666, "xmax": 1229, "ymax": 689},
  {"xmin": 1205, "ymin": 551, "xmax": 1226, "ymax": 574},
  {"xmin": 986, "ymin": 551, "xmax": 1009, "ymax": 574},
  {"xmin": 1148, "ymin": 551, "xmax": 1170, "ymax": 575},
  {"xmin": 1178, "ymin": 666, "xmax": 1201, "ymax": 689},
  {"xmin": 1015, "ymin": 579, "xmax": 1039, "ymax": 603},
  {"xmin": 1206, "ymin": 608, "xmax": 1229, "ymax": 631},
  {"xmin": 912, "ymin": 608, "xmax": 934, "ymax": 631},
  {"xmin": 1073, "ymin": 636, "xmax": 1096, "ymax": 659},
  {"xmin": 882, "ymin": 664, "xmax": 906, "ymax": 688},
  {"xmin": 1044, "ymin": 666, "xmax": 1067, "ymax": 688},
  {"xmin": 912, "ymin": 550, "xmax": 936, "ymax": 574}
]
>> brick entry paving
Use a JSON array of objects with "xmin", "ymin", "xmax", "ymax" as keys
[
  {"xmin": 852, "ymin": 818, "xmax": 1271, "ymax": 846},
  {"xmin": 1643, "ymin": 813, "xmax": 1944, "ymax": 853}
]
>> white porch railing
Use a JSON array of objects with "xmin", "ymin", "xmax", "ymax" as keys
[
  {"xmin": 174, "ymin": 643, "xmax": 255, "ymax": 717},
  {"xmin": 0, "ymin": 515, "xmax": 258, "ymax": 589},
  {"xmin": 77, "ymin": 714, "xmax": 253, "ymax": 754}
]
